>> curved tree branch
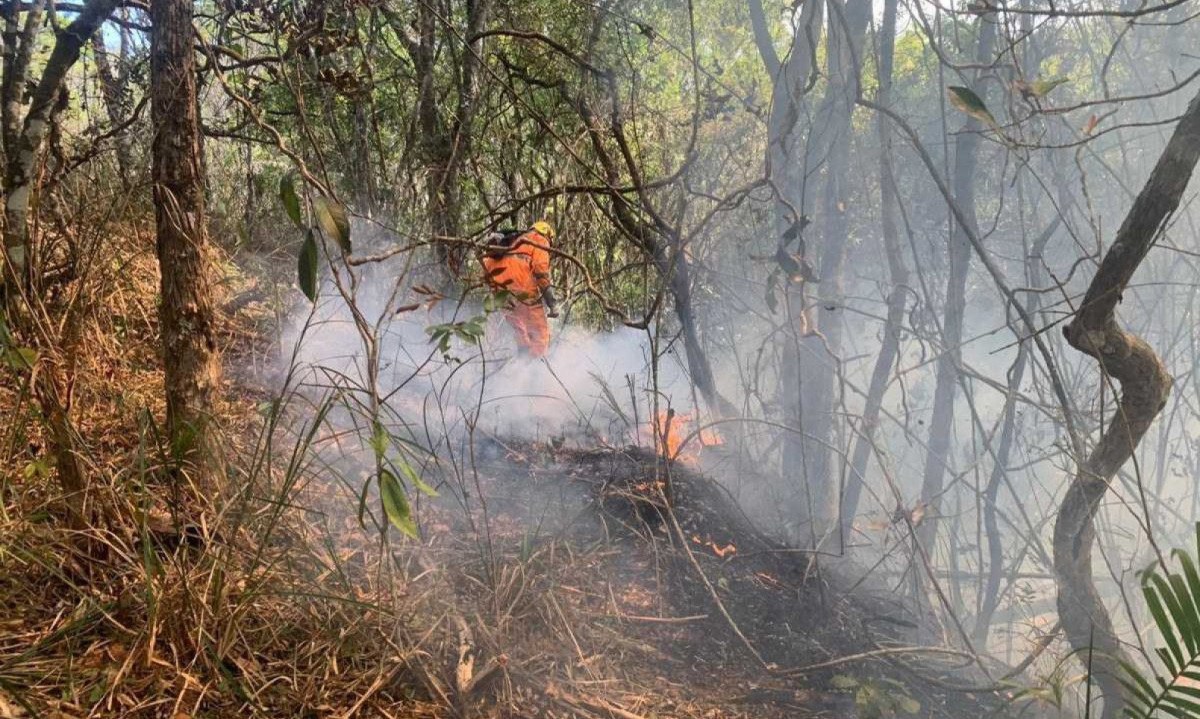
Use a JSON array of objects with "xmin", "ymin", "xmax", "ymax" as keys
[{"xmin": 1052, "ymin": 86, "xmax": 1200, "ymax": 719}]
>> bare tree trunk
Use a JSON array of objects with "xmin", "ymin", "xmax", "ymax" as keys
[
  {"xmin": 0, "ymin": 0, "xmax": 118, "ymax": 528},
  {"xmin": 1054, "ymin": 87, "xmax": 1200, "ymax": 719},
  {"xmin": 841, "ymin": 0, "xmax": 905, "ymax": 546},
  {"xmin": 915, "ymin": 12, "xmax": 997, "ymax": 552},
  {"xmin": 761, "ymin": 0, "xmax": 824, "ymax": 542},
  {"xmin": 90, "ymin": 32, "xmax": 132, "ymax": 186},
  {"xmin": 403, "ymin": 0, "xmax": 490, "ymax": 277},
  {"xmin": 2, "ymin": 0, "xmax": 43, "ymax": 170},
  {"xmin": 974, "ymin": 216, "xmax": 1057, "ymax": 645},
  {"xmin": 792, "ymin": 0, "xmax": 870, "ymax": 547},
  {"xmin": 351, "ymin": 97, "xmax": 376, "ymax": 215},
  {"xmin": 3, "ymin": 0, "xmax": 114, "ymax": 283},
  {"xmin": 150, "ymin": 0, "xmax": 220, "ymax": 479}
]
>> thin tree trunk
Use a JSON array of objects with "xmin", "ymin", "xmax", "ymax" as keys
[
  {"xmin": 90, "ymin": 32, "xmax": 132, "ymax": 186},
  {"xmin": 915, "ymin": 12, "xmax": 997, "ymax": 552},
  {"xmin": 0, "ymin": 0, "xmax": 119, "ymax": 528},
  {"xmin": 1054, "ymin": 87, "xmax": 1200, "ymax": 719},
  {"xmin": 408, "ymin": 0, "xmax": 490, "ymax": 277},
  {"xmin": 841, "ymin": 0, "xmax": 905, "ymax": 546},
  {"xmin": 351, "ymin": 98, "xmax": 376, "ymax": 215},
  {"xmin": 974, "ymin": 216, "xmax": 1057, "ymax": 645},
  {"xmin": 3, "ymin": 0, "xmax": 114, "ymax": 283},
  {"xmin": 150, "ymin": 0, "xmax": 220, "ymax": 478},
  {"xmin": 2, "ymin": 0, "xmax": 43, "ymax": 169},
  {"xmin": 793, "ymin": 0, "xmax": 870, "ymax": 548},
  {"xmin": 760, "ymin": 2, "xmax": 823, "ymax": 526}
]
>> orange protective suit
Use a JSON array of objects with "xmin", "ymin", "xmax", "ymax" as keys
[{"xmin": 482, "ymin": 229, "xmax": 553, "ymax": 358}]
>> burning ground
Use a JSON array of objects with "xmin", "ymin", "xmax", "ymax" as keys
[
  {"xmin": 317, "ymin": 430, "xmax": 1031, "ymax": 718},
  {"xmin": 257, "ymin": 295, "xmax": 1037, "ymax": 718},
  {"xmin": 0, "ymin": 274, "xmax": 1038, "ymax": 718}
]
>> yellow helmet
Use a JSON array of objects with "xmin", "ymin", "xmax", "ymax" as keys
[{"xmin": 531, "ymin": 220, "xmax": 555, "ymax": 239}]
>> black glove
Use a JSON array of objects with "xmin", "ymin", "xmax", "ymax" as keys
[{"xmin": 541, "ymin": 287, "xmax": 560, "ymax": 318}]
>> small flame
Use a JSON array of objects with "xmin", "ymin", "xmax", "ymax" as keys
[
  {"xmin": 692, "ymin": 533, "xmax": 737, "ymax": 558},
  {"xmin": 650, "ymin": 409, "xmax": 723, "ymax": 462},
  {"xmin": 654, "ymin": 410, "xmax": 690, "ymax": 458}
]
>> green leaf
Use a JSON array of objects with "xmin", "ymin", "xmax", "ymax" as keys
[
  {"xmin": 379, "ymin": 469, "xmax": 418, "ymax": 538},
  {"xmin": 298, "ymin": 229, "xmax": 319, "ymax": 302},
  {"xmin": 947, "ymin": 85, "xmax": 998, "ymax": 128},
  {"xmin": 279, "ymin": 174, "xmax": 303, "ymax": 228},
  {"xmin": 831, "ymin": 674, "xmax": 859, "ymax": 690},
  {"xmin": 1018, "ymin": 77, "xmax": 1069, "ymax": 99},
  {"xmin": 396, "ymin": 457, "xmax": 439, "ymax": 498},
  {"xmin": 314, "ymin": 196, "xmax": 351, "ymax": 254},
  {"xmin": 2, "ymin": 346, "xmax": 37, "ymax": 371},
  {"xmin": 1146, "ymin": 577, "xmax": 1185, "ymax": 673},
  {"xmin": 369, "ymin": 421, "xmax": 388, "ymax": 461},
  {"xmin": 1121, "ymin": 523, "xmax": 1200, "ymax": 719}
]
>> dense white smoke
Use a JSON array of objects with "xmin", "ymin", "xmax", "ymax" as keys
[{"xmin": 275, "ymin": 226, "xmax": 699, "ymax": 451}]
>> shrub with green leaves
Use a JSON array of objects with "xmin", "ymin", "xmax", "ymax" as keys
[{"xmin": 1122, "ymin": 524, "xmax": 1200, "ymax": 718}]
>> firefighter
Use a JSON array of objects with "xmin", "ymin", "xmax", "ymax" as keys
[{"xmin": 480, "ymin": 220, "xmax": 559, "ymax": 358}]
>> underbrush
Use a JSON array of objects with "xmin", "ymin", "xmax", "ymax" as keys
[
  {"xmin": 0, "ymin": 226, "xmax": 454, "ymax": 718},
  {"xmin": 1, "ymin": 228, "xmax": 1024, "ymax": 719}
]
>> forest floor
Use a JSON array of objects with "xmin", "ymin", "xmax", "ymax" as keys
[{"xmin": 0, "ymin": 237, "xmax": 1024, "ymax": 718}]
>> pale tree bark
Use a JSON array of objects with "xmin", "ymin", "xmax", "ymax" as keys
[
  {"xmin": 756, "ymin": 0, "xmax": 824, "ymax": 542},
  {"xmin": 841, "ymin": 0, "xmax": 905, "ymax": 547},
  {"xmin": 747, "ymin": 0, "xmax": 779, "ymax": 79},
  {"xmin": 916, "ymin": 11, "xmax": 998, "ymax": 552},
  {"xmin": 3, "ymin": 0, "xmax": 117, "ymax": 283},
  {"xmin": 1054, "ymin": 87, "xmax": 1200, "ymax": 719},
  {"xmin": 2, "ymin": 0, "xmax": 44, "ymax": 173},
  {"xmin": 0, "ymin": 0, "xmax": 120, "ymax": 529},
  {"xmin": 90, "ymin": 29, "xmax": 133, "ymax": 186},
  {"xmin": 794, "ymin": 0, "xmax": 870, "ymax": 549},
  {"xmin": 150, "ymin": 0, "xmax": 220, "ymax": 478},
  {"xmin": 761, "ymin": 0, "xmax": 822, "ymax": 230}
]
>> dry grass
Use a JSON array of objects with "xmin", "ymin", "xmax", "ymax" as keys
[
  {"xmin": 1, "ymin": 220, "xmax": 1012, "ymax": 719},
  {"xmin": 0, "ymin": 223, "xmax": 831, "ymax": 719},
  {"xmin": 0, "ymin": 223, "xmax": 446, "ymax": 718}
]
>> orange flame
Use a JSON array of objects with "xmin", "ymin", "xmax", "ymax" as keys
[
  {"xmin": 655, "ymin": 410, "xmax": 690, "ymax": 458},
  {"xmin": 692, "ymin": 533, "xmax": 737, "ymax": 558},
  {"xmin": 650, "ymin": 410, "xmax": 723, "ymax": 462}
]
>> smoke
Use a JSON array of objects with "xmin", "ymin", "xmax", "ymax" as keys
[{"xmin": 275, "ymin": 223, "xmax": 700, "ymax": 452}]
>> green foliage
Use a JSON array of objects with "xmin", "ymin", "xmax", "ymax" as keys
[
  {"xmin": 297, "ymin": 229, "xmax": 319, "ymax": 302},
  {"xmin": 281, "ymin": 176, "xmax": 355, "ymax": 301},
  {"xmin": 1, "ymin": 345, "xmax": 37, "ymax": 371},
  {"xmin": 362, "ymin": 418, "xmax": 437, "ymax": 541},
  {"xmin": 1123, "ymin": 524, "xmax": 1200, "ymax": 718},
  {"xmin": 279, "ymin": 174, "xmax": 303, "ymax": 228},
  {"xmin": 0, "ymin": 316, "xmax": 36, "ymax": 371},
  {"xmin": 947, "ymin": 85, "xmax": 998, "ymax": 129},
  {"xmin": 483, "ymin": 289, "xmax": 515, "ymax": 314},
  {"xmin": 314, "ymin": 196, "xmax": 351, "ymax": 254},
  {"xmin": 379, "ymin": 468, "xmax": 418, "ymax": 538},
  {"xmin": 426, "ymin": 315, "xmax": 488, "ymax": 358},
  {"xmin": 1016, "ymin": 76, "xmax": 1069, "ymax": 100},
  {"xmin": 830, "ymin": 675, "xmax": 921, "ymax": 718}
]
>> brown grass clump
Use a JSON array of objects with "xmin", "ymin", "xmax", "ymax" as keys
[
  {"xmin": 1, "ymin": 218, "xmax": 1011, "ymax": 719},
  {"xmin": 0, "ymin": 222, "xmax": 448, "ymax": 718}
]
